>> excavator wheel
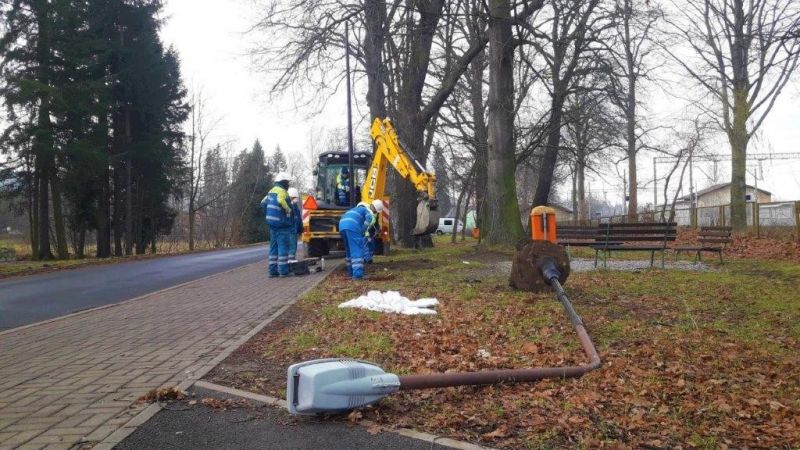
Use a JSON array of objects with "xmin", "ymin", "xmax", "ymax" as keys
[{"xmin": 413, "ymin": 199, "xmax": 440, "ymax": 236}]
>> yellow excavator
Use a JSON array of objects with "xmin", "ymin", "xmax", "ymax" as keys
[{"xmin": 302, "ymin": 118, "xmax": 439, "ymax": 257}]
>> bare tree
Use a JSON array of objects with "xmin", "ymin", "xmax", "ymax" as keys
[
  {"xmin": 252, "ymin": 0, "xmax": 492, "ymax": 246},
  {"xmin": 186, "ymin": 87, "xmax": 222, "ymax": 251},
  {"xmin": 606, "ymin": 0, "xmax": 662, "ymax": 220},
  {"xmin": 562, "ymin": 87, "xmax": 622, "ymax": 221},
  {"xmin": 525, "ymin": 0, "xmax": 607, "ymax": 207},
  {"xmin": 665, "ymin": 0, "xmax": 800, "ymax": 229}
]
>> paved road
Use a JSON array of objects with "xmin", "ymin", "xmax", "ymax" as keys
[
  {"xmin": 0, "ymin": 246, "xmax": 267, "ymax": 331},
  {"xmin": 118, "ymin": 387, "xmax": 456, "ymax": 450}
]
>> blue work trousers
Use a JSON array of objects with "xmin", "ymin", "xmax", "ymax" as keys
[
  {"xmin": 268, "ymin": 228, "xmax": 293, "ymax": 276},
  {"xmin": 340, "ymin": 229, "xmax": 366, "ymax": 279},
  {"xmin": 363, "ymin": 236, "xmax": 375, "ymax": 263},
  {"xmin": 288, "ymin": 234, "xmax": 299, "ymax": 261}
]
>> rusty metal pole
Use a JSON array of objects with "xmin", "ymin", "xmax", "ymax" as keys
[{"xmin": 398, "ymin": 260, "xmax": 601, "ymax": 390}]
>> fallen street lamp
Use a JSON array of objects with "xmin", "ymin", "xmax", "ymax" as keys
[{"xmin": 286, "ymin": 246, "xmax": 601, "ymax": 415}]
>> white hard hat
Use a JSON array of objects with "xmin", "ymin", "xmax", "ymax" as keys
[
  {"xmin": 371, "ymin": 199, "xmax": 384, "ymax": 213},
  {"xmin": 287, "ymin": 187, "xmax": 299, "ymax": 198},
  {"xmin": 275, "ymin": 172, "xmax": 291, "ymax": 183}
]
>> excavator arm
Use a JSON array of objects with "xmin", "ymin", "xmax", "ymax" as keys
[{"xmin": 361, "ymin": 118, "xmax": 439, "ymax": 235}]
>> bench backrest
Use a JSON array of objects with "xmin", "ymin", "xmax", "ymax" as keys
[
  {"xmin": 557, "ymin": 225, "xmax": 604, "ymax": 245},
  {"xmin": 600, "ymin": 222, "xmax": 677, "ymax": 247},
  {"xmin": 698, "ymin": 226, "xmax": 732, "ymax": 246}
]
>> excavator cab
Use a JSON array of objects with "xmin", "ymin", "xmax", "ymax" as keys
[{"xmin": 313, "ymin": 152, "xmax": 370, "ymax": 208}]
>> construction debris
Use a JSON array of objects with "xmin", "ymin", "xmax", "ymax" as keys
[{"xmin": 339, "ymin": 290, "xmax": 439, "ymax": 315}]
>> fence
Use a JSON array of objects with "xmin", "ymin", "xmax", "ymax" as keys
[{"xmin": 560, "ymin": 201, "xmax": 800, "ymax": 239}]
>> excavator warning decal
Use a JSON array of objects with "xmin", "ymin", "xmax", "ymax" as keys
[{"xmin": 367, "ymin": 167, "xmax": 380, "ymax": 199}]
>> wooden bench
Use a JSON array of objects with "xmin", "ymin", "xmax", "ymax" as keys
[
  {"xmin": 674, "ymin": 226, "xmax": 732, "ymax": 264},
  {"xmin": 591, "ymin": 222, "xmax": 677, "ymax": 268},
  {"xmin": 557, "ymin": 225, "xmax": 605, "ymax": 247}
]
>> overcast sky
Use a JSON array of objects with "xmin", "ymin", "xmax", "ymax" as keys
[{"xmin": 159, "ymin": 0, "xmax": 800, "ymax": 204}]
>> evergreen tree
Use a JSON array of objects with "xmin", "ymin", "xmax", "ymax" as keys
[
  {"xmin": 1, "ymin": 0, "xmax": 188, "ymax": 259},
  {"xmin": 270, "ymin": 145, "xmax": 287, "ymax": 174},
  {"xmin": 230, "ymin": 140, "xmax": 271, "ymax": 243}
]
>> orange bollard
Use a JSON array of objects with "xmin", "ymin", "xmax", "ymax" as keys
[{"xmin": 530, "ymin": 206, "xmax": 557, "ymax": 244}]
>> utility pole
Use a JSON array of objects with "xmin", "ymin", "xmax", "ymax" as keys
[
  {"xmin": 344, "ymin": 21, "xmax": 355, "ymax": 207},
  {"xmin": 623, "ymin": 170, "xmax": 627, "ymax": 216},
  {"xmin": 689, "ymin": 150, "xmax": 694, "ymax": 207},
  {"xmin": 652, "ymin": 157, "xmax": 657, "ymax": 210}
]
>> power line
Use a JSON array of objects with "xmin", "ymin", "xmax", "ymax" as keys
[{"xmin": 653, "ymin": 152, "xmax": 800, "ymax": 163}]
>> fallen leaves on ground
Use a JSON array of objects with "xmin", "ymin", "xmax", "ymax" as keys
[
  {"xmin": 137, "ymin": 386, "xmax": 185, "ymax": 404},
  {"xmin": 207, "ymin": 242, "xmax": 800, "ymax": 449},
  {"xmin": 675, "ymin": 228, "xmax": 800, "ymax": 262}
]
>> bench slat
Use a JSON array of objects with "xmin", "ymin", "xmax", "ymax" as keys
[
  {"xmin": 601, "ymin": 229, "xmax": 677, "ymax": 235},
  {"xmin": 698, "ymin": 230, "xmax": 732, "ymax": 237},
  {"xmin": 698, "ymin": 237, "xmax": 732, "ymax": 243},
  {"xmin": 602, "ymin": 222, "xmax": 677, "ymax": 228},
  {"xmin": 594, "ymin": 236, "xmax": 676, "ymax": 242}
]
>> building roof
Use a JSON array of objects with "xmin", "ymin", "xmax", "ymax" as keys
[{"xmin": 680, "ymin": 182, "xmax": 771, "ymax": 201}]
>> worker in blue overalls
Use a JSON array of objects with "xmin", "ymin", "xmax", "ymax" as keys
[
  {"xmin": 363, "ymin": 215, "xmax": 378, "ymax": 264},
  {"xmin": 336, "ymin": 167, "xmax": 350, "ymax": 206},
  {"xmin": 261, "ymin": 172, "xmax": 294, "ymax": 277},
  {"xmin": 338, "ymin": 200, "xmax": 384, "ymax": 279},
  {"xmin": 287, "ymin": 187, "xmax": 303, "ymax": 262}
]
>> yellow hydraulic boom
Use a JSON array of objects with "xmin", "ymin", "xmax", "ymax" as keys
[{"xmin": 362, "ymin": 118, "xmax": 439, "ymax": 235}]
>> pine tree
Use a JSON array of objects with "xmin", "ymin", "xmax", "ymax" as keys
[
  {"xmin": 270, "ymin": 145, "xmax": 288, "ymax": 174},
  {"xmin": 231, "ymin": 140, "xmax": 271, "ymax": 244}
]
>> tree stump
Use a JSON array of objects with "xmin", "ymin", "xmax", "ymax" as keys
[{"xmin": 509, "ymin": 239, "xmax": 570, "ymax": 293}]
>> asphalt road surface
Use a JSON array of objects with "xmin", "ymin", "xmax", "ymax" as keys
[
  {"xmin": 119, "ymin": 387, "xmax": 453, "ymax": 450},
  {"xmin": 0, "ymin": 246, "xmax": 267, "ymax": 331}
]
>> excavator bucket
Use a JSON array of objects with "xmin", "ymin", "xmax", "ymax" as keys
[{"xmin": 413, "ymin": 198, "xmax": 439, "ymax": 236}]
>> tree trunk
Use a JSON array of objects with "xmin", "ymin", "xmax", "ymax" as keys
[
  {"xmin": 189, "ymin": 201, "xmax": 195, "ymax": 251},
  {"xmin": 577, "ymin": 156, "xmax": 587, "ymax": 221},
  {"xmin": 533, "ymin": 94, "xmax": 565, "ymax": 206},
  {"xmin": 469, "ymin": 50, "xmax": 488, "ymax": 229},
  {"xmin": 623, "ymin": 0, "xmax": 639, "ymax": 221},
  {"xmin": 33, "ymin": 0, "xmax": 54, "ymax": 261},
  {"xmin": 113, "ymin": 166, "xmax": 123, "ymax": 256},
  {"xmin": 76, "ymin": 226, "xmax": 86, "ymax": 259},
  {"xmin": 363, "ymin": 0, "xmax": 387, "ymax": 122},
  {"xmin": 482, "ymin": 0, "xmax": 524, "ymax": 245},
  {"xmin": 728, "ymin": 0, "xmax": 749, "ymax": 231},
  {"xmin": 36, "ymin": 160, "xmax": 52, "ymax": 260},
  {"xmin": 571, "ymin": 169, "xmax": 577, "ymax": 221},
  {"xmin": 51, "ymin": 174, "xmax": 69, "ymax": 259},
  {"xmin": 96, "ymin": 166, "xmax": 111, "ymax": 258},
  {"xmin": 124, "ymin": 108, "xmax": 134, "ymax": 256},
  {"xmin": 729, "ymin": 128, "xmax": 748, "ymax": 230},
  {"xmin": 29, "ymin": 169, "xmax": 39, "ymax": 257},
  {"xmin": 626, "ymin": 91, "xmax": 638, "ymax": 220}
]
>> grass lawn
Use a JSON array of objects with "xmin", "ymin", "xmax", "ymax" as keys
[{"xmin": 208, "ymin": 240, "xmax": 800, "ymax": 449}]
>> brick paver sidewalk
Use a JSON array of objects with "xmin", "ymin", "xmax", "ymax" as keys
[{"xmin": 0, "ymin": 262, "xmax": 332, "ymax": 449}]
